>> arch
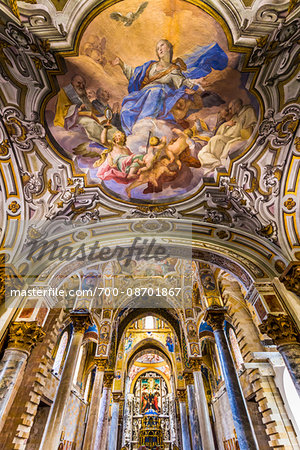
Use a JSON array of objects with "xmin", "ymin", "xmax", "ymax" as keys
[
  {"xmin": 128, "ymin": 347, "xmax": 172, "ymax": 370},
  {"xmin": 126, "ymin": 339, "xmax": 174, "ymax": 375},
  {"xmin": 20, "ymin": 221, "xmax": 286, "ymax": 298},
  {"xmin": 115, "ymin": 308, "xmax": 182, "ymax": 354}
]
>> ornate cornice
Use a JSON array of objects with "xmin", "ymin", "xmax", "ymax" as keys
[
  {"xmin": 69, "ymin": 309, "xmax": 92, "ymax": 333},
  {"xmin": 203, "ymin": 307, "xmax": 227, "ymax": 331},
  {"xmin": 259, "ymin": 314, "xmax": 299, "ymax": 347},
  {"xmin": 279, "ymin": 262, "xmax": 300, "ymax": 297},
  {"xmin": 8, "ymin": 321, "xmax": 45, "ymax": 353}
]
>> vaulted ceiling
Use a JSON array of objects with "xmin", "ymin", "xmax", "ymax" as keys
[{"xmin": 0, "ymin": 0, "xmax": 299, "ymax": 299}]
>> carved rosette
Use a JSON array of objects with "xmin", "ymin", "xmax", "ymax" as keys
[
  {"xmin": 177, "ymin": 389, "xmax": 187, "ymax": 402},
  {"xmin": 203, "ymin": 307, "xmax": 227, "ymax": 331},
  {"xmin": 103, "ymin": 371, "xmax": 114, "ymax": 388},
  {"xmin": 183, "ymin": 371, "xmax": 194, "ymax": 385},
  {"xmin": 259, "ymin": 314, "xmax": 299, "ymax": 347},
  {"xmin": 70, "ymin": 310, "xmax": 92, "ymax": 334},
  {"xmin": 8, "ymin": 321, "xmax": 45, "ymax": 353},
  {"xmin": 94, "ymin": 358, "xmax": 107, "ymax": 371},
  {"xmin": 279, "ymin": 262, "xmax": 300, "ymax": 297}
]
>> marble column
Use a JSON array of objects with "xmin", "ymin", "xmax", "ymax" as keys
[
  {"xmin": 184, "ymin": 371, "xmax": 202, "ymax": 450},
  {"xmin": 0, "ymin": 321, "xmax": 45, "ymax": 433},
  {"xmin": 121, "ymin": 378, "xmax": 132, "ymax": 448},
  {"xmin": 177, "ymin": 389, "xmax": 192, "ymax": 450},
  {"xmin": 108, "ymin": 392, "xmax": 122, "ymax": 450},
  {"xmin": 167, "ymin": 392, "xmax": 178, "ymax": 445},
  {"xmin": 94, "ymin": 371, "xmax": 114, "ymax": 450},
  {"xmin": 82, "ymin": 358, "xmax": 107, "ymax": 450},
  {"xmin": 259, "ymin": 313, "xmax": 300, "ymax": 396},
  {"xmin": 42, "ymin": 310, "xmax": 91, "ymax": 450},
  {"xmin": 204, "ymin": 307, "xmax": 258, "ymax": 450},
  {"xmin": 192, "ymin": 361, "xmax": 215, "ymax": 450}
]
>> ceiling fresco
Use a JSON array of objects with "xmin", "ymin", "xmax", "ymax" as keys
[{"xmin": 45, "ymin": 0, "xmax": 260, "ymax": 205}]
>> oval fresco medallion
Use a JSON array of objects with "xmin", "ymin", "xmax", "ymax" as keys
[{"xmin": 45, "ymin": 0, "xmax": 260, "ymax": 205}]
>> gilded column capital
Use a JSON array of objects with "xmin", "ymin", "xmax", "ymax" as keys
[
  {"xmin": 112, "ymin": 392, "xmax": 123, "ymax": 403},
  {"xmin": 259, "ymin": 314, "xmax": 299, "ymax": 347},
  {"xmin": 203, "ymin": 307, "xmax": 227, "ymax": 331},
  {"xmin": 8, "ymin": 321, "xmax": 45, "ymax": 353},
  {"xmin": 183, "ymin": 370, "xmax": 194, "ymax": 385},
  {"xmin": 190, "ymin": 358, "xmax": 203, "ymax": 371},
  {"xmin": 94, "ymin": 358, "xmax": 107, "ymax": 371},
  {"xmin": 279, "ymin": 262, "xmax": 300, "ymax": 297},
  {"xmin": 70, "ymin": 309, "xmax": 92, "ymax": 333},
  {"xmin": 103, "ymin": 371, "xmax": 114, "ymax": 388},
  {"xmin": 177, "ymin": 389, "xmax": 187, "ymax": 402}
]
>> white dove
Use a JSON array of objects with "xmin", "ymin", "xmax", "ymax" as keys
[{"xmin": 110, "ymin": 2, "xmax": 148, "ymax": 26}]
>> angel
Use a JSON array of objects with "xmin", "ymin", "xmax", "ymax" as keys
[
  {"xmin": 137, "ymin": 136, "xmax": 167, "ymax": 174},
  {"xmin": 164, "ymin": 128, "xmax": 194, "ymax": 169},
  {"xmin": 82, "ymin": 35, "xmax": 107, "ymax": 66},
  {"xmin": 126, "ymin": 157, "xmax": 177, "ymax": 198},
  {"xmin": 110, "ymin": 2, "xmax": 148, "ymax": 27}
]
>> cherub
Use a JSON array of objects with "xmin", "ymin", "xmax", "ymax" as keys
[
  {"xmin": 164, "ymin": 128, "xmax": 193, "ymax": 169},
  {"xmin": 126, "ymin": 158, "xmax": 176, "ymax": 198},
  {"xmin": 137, "ymin": 136, "xmax": 167, "ymax": 174}
]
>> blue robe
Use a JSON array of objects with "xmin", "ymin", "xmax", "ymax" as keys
[{"xmin": 121, "ymin": 43, "xmax": 228, "ymax": 135}]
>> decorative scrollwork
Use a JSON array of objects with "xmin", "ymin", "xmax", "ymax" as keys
[
  {"xmin": 208, "ymin": 175, "xmax": 278, "ymax": 242},
  {"xmin": 2, "ymin": 106, "xmax": 45, "ymax": 152},
  {"xmin": 126, "ymin": 206, "xmax": 181, "ymax": 219},
  {"xmin": 22, "ymin": 170, "xmax": 44, "ymax": 202},
  {"xmin": 5, "ymin": 22, "xmax": 57, "ymax": 71},
  {"xmin": 249, "ymin": 19, "xmax": 300, "ymax": 83},
  {"xmin": 258, "ymin": 105, "xmax": 300, "ymax": 147}
]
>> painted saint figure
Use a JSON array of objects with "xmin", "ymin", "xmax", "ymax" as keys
[
  {"xmin": 112, "ymin": 39, "xmax": 228, "ymax": 135},
  {"xmin": 54, "ymin": 74, "xmax": 119, "ymax": 143},
  {"xmin": 166, "ymin": 334, "xmax": 174, "ymax": 352}
]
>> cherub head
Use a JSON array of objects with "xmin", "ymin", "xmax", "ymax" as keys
[{"xmin": 113, "ymin": 131, "xmax": 126, "ymax": 145}]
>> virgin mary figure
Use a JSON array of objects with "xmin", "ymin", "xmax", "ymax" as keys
[{"xmin": 112, "ymin": 39, "xmax": 228, "ymax": 135}]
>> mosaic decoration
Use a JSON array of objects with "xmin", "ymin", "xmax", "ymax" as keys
[{"xmin": 136, "ymin": 354, "xmax": 164, "ymax": 364}]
